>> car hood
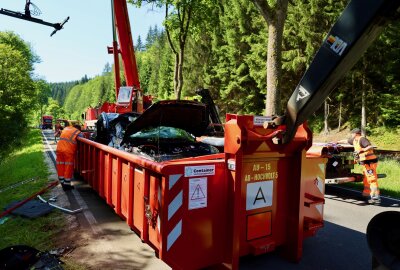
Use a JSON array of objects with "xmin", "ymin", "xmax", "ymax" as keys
[{"xmin": 123, "ymin": 100, "xmax": 210, "ymax": 142}]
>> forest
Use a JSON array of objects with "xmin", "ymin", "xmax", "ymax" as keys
[{"xmin": 1, "ymin": 0, "xmax": 400, "ymax": 160}]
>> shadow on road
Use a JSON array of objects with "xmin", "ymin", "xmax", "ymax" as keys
[
  {"xmin": 326, "ymin": 185, "xmax": 400, "ymax": 208},
  {"xmin": 240, "ymin": 220, "xmax": 371, "ymax": 270}
]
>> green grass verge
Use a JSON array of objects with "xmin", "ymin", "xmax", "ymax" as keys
[
  {"xmin": 0, "ymin": 128, "xmax": 65, "ymax": 251},
  {"xmin": 368, "ymin": 127, "xmax": 400, "ymax": 151},
  {"xmin": 344, "ymin": 158, "xmax": 400, "ymax": 198}
]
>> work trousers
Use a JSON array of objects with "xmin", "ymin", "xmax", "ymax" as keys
[
  {"xmin": 56, "ymin": 151, "xmax": 75, "ymax": 181},
  {"xmin": 361, "ymin": 162, "xmax": 380, "ymax": 199}
]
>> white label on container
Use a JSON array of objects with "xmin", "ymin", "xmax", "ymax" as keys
[
  {"xmin": 246, "ymin": 181, "xmax": 273, "ymax": 210},
  {"xmin": 253, "ymin": 116, "xmax": 271, "ymax": 126},
  {"xmin": 185, "ymin": 165, "xmax": 215, "ymax": 177},
  {"xmin": 189, "ymin": 177, "xmax": 207, "ymax": 210}
]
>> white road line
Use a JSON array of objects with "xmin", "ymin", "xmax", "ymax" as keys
[
  {"xmin": 72, "ymin": 189, "xmax": 101, "ymax": 235},
  {"xmin": 42, "ymin": 130, "xmax": 57, "ymax": 160},
  {"xmin": 42, "ymin": 130, "xmax": 101, "ymax": 235}
]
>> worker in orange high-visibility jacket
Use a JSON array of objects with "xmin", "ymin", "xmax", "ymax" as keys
[
  {"xmin": 348, "ymin": 128, "xmax": 380, "ymax": 204},
  {"xmin": 56, "ymin": 124, "xmax": 83, "ymax": 190}
]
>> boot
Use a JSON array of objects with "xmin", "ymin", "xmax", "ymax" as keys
[
  {"xmin": 61, "ymin": 180, "xmax": 74, "ymax": 191},
  {"xmin": 368, "ymin": 196, "xmax": 381, "ymax": 205}
]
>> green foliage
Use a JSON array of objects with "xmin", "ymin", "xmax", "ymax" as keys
[
  {"xmin": 136, "ymin": 35, "xmax": 145, "ymax": 51},
  {"xmin": 368, "ymin": 127, "xmax": 400, "ymax": 151},
  {"xmin": 35, "ymin": 80, "xmax": 51, "ymax": 110},
  {"xmin": 345, "ymin": 158, "xmax": 400, "ymax": 198},
  {"xmin": 281, "ymin": 0, "xmax": 347, "ymax": 103},
  {"xmin": 63, "ymin": 73, "xmax": 114, "ymax": 119},
  {"xmin": 128, "ymin": 0, "xmax": 400, "ymax": 127},
  {"xmin": 50, "ymin": 80, "xmax": 79, "ymax": 105},
  {"xmin": 0, "ymin": 31, "xmax": 39, "ymax": 68},
  {"xmin": 9, "ymin": 1, "xmax": 397, "ymax": 141},
  {"xmin": 202, "ymin": 0, "xmax": 266, "ymax": 115},
  {"xmin": 0, "ymin": 32, "xmax": 37, "ymax": 160},
  {"xmin": 308, "ymin": 115, "xmax": 324, "ymax": 134},
  {"xmin": 45, "ymin": 99, "xmax": 66, "ymax": 121}
]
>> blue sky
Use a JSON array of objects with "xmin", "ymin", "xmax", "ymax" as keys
[{"xmin": 0, "ymin": 0, "xmax": 164, "ymax": 82}]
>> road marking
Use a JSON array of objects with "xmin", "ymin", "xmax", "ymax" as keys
[
  {"xmin": 71, "ymin": 189, "xmax": 101, "ymax": 235},
  {"xmin": 42, "ymin": 130, "xmax": 57, "ymax": 160},
  {"xmin": 42, "ymin": 130, "xmax": 101, "ymax": 235}
]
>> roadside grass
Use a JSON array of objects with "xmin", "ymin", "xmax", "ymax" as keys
[
  {"xmin": 344, "ymin": 158, "xmax": 400, "ymax": 198},
  {"xmin": 0, "ymin": 128, "xmax": 65, "ymax": 251},
  {"xmin": 368, "ymin": 127, "xmax": 400, "ymax": 151},
  {"xmin": 313, "ymin": 126, "xmax": 400, "ymax": 150}
]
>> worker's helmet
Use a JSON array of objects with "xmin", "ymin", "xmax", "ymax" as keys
[{"xmin": 351, "ymin": 128, "xmax": 361, "ymax": 134}]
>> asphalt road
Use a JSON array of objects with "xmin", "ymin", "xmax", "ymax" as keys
[{"xmin": 42, "ymin": 130, "xmax": 399, "ymax": 269}]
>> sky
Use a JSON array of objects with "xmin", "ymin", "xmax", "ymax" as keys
[{"xmin": 0, "ymin": 0, "xmax": 164, "ymax": 82}]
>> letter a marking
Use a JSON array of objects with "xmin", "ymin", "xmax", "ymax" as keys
[{"xmin": 253, "ymin": 187, "xmax": 266, "ymax": 205}]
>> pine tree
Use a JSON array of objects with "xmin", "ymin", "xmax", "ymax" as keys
[
  {"xmin": 202, "ymin": 0, "xmax": 266, "ymax": 115},
  {"xmin": 136, "ymin": 35, "xmax": 144, "ymax": 51}
]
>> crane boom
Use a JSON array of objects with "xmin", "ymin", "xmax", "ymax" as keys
[
  {"xmin": 0, "ymin": 7, "xmax": 69, "ymax": 37},
  {"xmin": 283, "ymin": 0, "xmax": 400, "ymax": 143},
  {"xmin": 113, "ymin": 0, "xmax": 140, "ymax": 90},
  {"xmin": 112, "ymin": 0, "xmax": 142, "ymax": 113}
]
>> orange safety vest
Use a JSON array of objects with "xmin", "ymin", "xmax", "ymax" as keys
[
  {"xmin": 57, "ymin": 126, "xmax": 81, "ymax": 154},
  {"xmin": 353, "ymin": 136, "xmax": 377, "ymax": 162}
]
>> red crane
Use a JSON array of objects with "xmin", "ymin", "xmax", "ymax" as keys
[{"xmin": 108, "ymin": 0, "xmax": 144, "ymax": 114}]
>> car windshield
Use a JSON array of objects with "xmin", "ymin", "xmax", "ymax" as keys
[{"xmin": 129, "ymin": 126, "xmax": 195, "ymax": 143}]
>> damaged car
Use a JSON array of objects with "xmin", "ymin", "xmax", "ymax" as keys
[{"xmin": 94, "ymin": 99, "xmax": 223, "ymax": 162}]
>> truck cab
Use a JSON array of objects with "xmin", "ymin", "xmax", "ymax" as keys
[{"xmin": 41, "ymin": 115, "xmax": 53, "ymax": 130}]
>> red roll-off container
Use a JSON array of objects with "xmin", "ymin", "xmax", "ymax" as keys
[{"xmin": 75, "ymin": 114, "xmax": 326, "ymax": 269}]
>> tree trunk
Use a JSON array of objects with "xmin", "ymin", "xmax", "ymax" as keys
[
  {"xmin": 173, "ymin": 53, "xmax": 179, "ymax": 99},
  {"xmin": 324, "ymin": 101, "xmax": 329, "ymax": 135},
  {"xmin": 252, "ymin": 0, "xmax": 288, "ymax": 116},
  {"xmin": 175, "ymin": 45, "xmax": 185, "ymax": 100},
  {"xmin": 40, "ymin": 106, "xmax": 43, "ymax": 128},
  {"xmin": 338, "ymin": 101, "xmax": 342, "ymax": 131},
  {"xmin": 361, "ymin": 74, "xmax": 366, "ymax": 136},
  {"xmin": 164, "ymin": 3, "xmax": 191, "ymax": 101}
]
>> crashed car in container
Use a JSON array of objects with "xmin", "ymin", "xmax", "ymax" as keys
[
  {"xmin": 94, "ymin": 100, "xmax": 222, "ymax": 161},
  {"xmin": 122, "ymin": 125, "xmax": 219, "ymax": 162},
  {"xmin": 94, "ymin": 112, "xmax": 139, "ymax": 149}
]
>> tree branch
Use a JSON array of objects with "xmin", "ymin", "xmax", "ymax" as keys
[
  {"xmin": 251, "ymin": 0, "xmax": 273, "ymax": 24},
  {"xmin": 177, "ymin": 5, "xmax": 185, "ymax": 44},
  {"xmin": 165, "ymin": 3, "xmax": 177, "ymax": 54},
  {"xmin": 182, "ymin": 4, "xmax": 192, "ymax": 45},
  {"xmin": 177, "ymin": 3, "xmax": 183, "ymax": 25}
]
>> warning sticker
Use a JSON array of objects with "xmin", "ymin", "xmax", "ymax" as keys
[
  {"xmin": 188, "ymin": 177, "xmax": 207, "ymax": 210},
  {"xmin": 246, "ymin": 181, "xmax": 273, "ymax": 210}
]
